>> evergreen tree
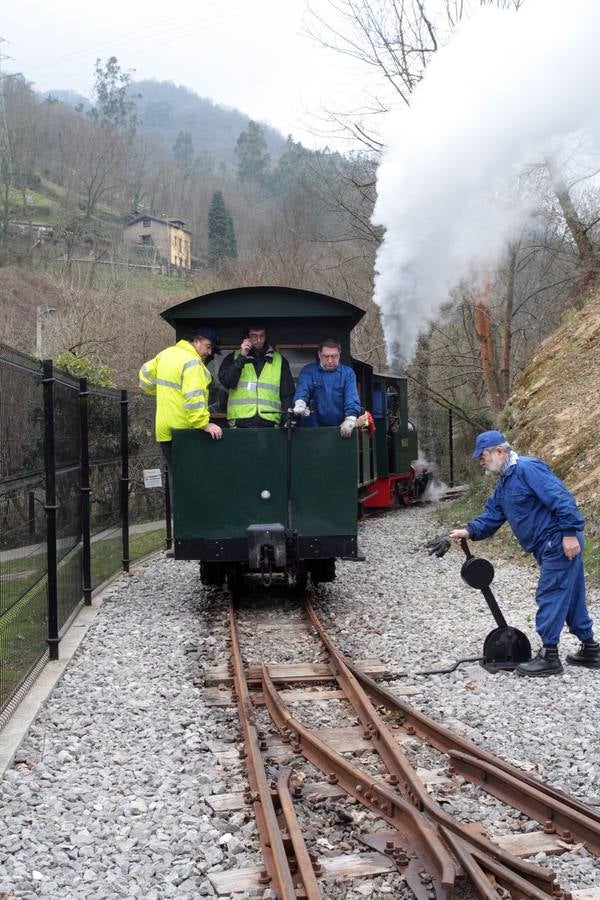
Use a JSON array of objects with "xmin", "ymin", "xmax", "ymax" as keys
[
  {"xmin": 235, "ymin": 120, "xmax": 270, "ymax": 186},
  {"xmin": 173, "ymin": 130, "xmax": 194, "ymax": 168},
  {"xmin": 207, "ymin": 191, "xmax": 237, "ymax": 267},
  {"xmin": 272, "ymin": 135, "xmax": 312, "ymax": 192},
  {"xmin": 194, "ymin": 150, "xmax": 215, "ymax": 177}
]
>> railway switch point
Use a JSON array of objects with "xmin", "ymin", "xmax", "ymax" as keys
[{"xmin": 220, "ymin": 597, "xmax": 600, "ymax": 896}]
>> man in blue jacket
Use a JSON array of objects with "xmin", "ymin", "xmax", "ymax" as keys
[
  {"xmin": 292, "ymin": 339, "xmax": 361, "ymax": 437},
  {"xmin": 450, "ymin": 430, "xmax": 599, "ymax": 677}
]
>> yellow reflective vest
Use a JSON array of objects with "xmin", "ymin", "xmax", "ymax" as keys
[
  {"xmin": 227, "ymin": 351, "xmax": 282, "ymax": 423},
  {"xmin": 139, "ymin": 340, "xmax": 211, "ymax": 441}
]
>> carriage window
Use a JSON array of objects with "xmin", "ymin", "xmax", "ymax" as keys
[
  {"xmin": 373, "ymin": 385, "xmax": 384, "ymax": 418},
  {"xmin": 275, "ymin": 345, "xmax": 319, "ymax": 380},
  {"xmin": 386, "ymin": 386, "xmax": 400, "ymax": 432},
  {"xmin": 206, "ymin": 347, "xmax": 237, "ymax": 416}
]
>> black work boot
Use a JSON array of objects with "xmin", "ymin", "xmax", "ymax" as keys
[
  {"xmin": 566, "ymin": 640, "xmax": 600, "ymax": 668},
  {"xmin": 516, "ymin": 646, "xmax": 563, "ymax": 677}
]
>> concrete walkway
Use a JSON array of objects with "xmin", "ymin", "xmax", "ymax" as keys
[{"xmin": 0, "ymin": 520, "xmax": 165, "ymax": 563}]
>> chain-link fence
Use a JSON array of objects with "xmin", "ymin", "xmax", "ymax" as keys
[{"xmin": 0, "ymin": 344, "xmax": 167, "ymax": 720}]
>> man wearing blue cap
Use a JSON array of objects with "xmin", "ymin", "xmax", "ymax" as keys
[{"xmin": 450, "ymin": 431, "xmax": 599, "ymax": 677}]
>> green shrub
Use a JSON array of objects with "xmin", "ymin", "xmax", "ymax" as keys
[{"xmin": 55, "ymin": 352, "xmax": 115, "ymax": 387}]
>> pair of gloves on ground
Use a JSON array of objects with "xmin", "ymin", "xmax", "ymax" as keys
[{"xmin": 292, "ymin": 400, "xmax": 356, "ymax": 437}]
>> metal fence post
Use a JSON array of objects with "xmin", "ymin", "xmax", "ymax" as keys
[
  {"xmin": 164, "ymin": 464, "xmax": 172, "ymax": 550},
  {"xmin": 42, "ymin": 359, "xmax": 59, "ymax": 661},
  {"xmin": 120, "ymin": 390, "xmax": 130, "ymax": 573},
  {"xmin": 80, "ymin": 378, "xmax": 92, "ymax": 605},
  {"xmin": 28, "ymin": 490, "xmax": 36, "ymax": 539},
  {"xmin": 448, "ymin": 408, "xmax": 454, "ymax": 488}
]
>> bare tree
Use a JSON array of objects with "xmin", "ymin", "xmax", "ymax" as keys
[
  {"xmin": 307, "ymin": 0, "xmax": 524, "ymax": 147},
  {"xmin": 0, "ymin": 75, "xmax": 40, "ymax": 259},
  {"xmin": 68, "ymin": 58, "xmax": 139, "ymax": 219},
  {"xmin": 544, "ymin": 156, "xmax": 599, "ymax": 297}
]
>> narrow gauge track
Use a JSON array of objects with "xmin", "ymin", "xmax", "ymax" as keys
[{"xmin": 219, "ymin": 593, "xmax": 600, "ymax": 899}]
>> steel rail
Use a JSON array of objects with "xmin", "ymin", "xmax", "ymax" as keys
[
  {"xmin": 304, "ymin": 599, "xmax": 559, "ymax": 895},
  {"xmin": 449, "ymin": 750, "xmax": 600, "ymax": 856},
  {"xmin": 345, "ymin": 654, "xmax": 600, "ymax": 854},
  {"xmin": 277, "ymin": 767, "xmax": 323, "ymax": 900},
  {"xmin": 436, "ymin": 828, "xmax": 509, "ymax": 900},
  {"xmin": 439, "ymin": 828, "xmax": 558, "ymax": 900},
  {"xmin": 303, "ymin": 602, "xmax": 600, "ymax": 832},
  {"xmin": 228, "ymin": 602, "xmax": 298, "ymax": 899},
  {"xmin": 260, "ymin": 661, "xmax": 457, "ymax": 896},
  {"xmin": 229, "ymin": 598, "xmax": 589, "ymax": 896}
]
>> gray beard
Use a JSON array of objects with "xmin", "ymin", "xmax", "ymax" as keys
[
  {"xmin": 485, "ymin": 450, "xmax": 519, "ymax": 478},
  {"xmin": 499, "ymin": 450, "xmax": 519, "ymax": 477}
]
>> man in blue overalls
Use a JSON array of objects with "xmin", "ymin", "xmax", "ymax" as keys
[
  {"xmin": 292, "ymin": 339, "xmax": 361, "ymax": 437},
  {"xmin": 450, "ymin": 430, "xmax": 599, "ymax": 677}
]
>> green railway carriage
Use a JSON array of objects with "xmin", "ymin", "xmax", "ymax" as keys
[
  {"xmin": 172, "ymin": 426, "xmax": 357, "ymax": 588},
  {"xmin": 159, "ymin": 285, "xmax": 426, "ymax": 589},
  {"xmin": 162, "ymin": 286, "xmax": 370, "ymax": 588}
]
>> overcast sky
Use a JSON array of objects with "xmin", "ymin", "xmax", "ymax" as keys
[{"xmin": 2, "ymin": 0, "xmax": 357, "ymax": 147}]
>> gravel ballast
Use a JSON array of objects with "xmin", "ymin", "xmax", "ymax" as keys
[{"xmin": 0, "ymin": 503, "xmax": 599, "ymax": 898}]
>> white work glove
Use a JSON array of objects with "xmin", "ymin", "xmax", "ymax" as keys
[
  {"xmin": 340, "ymin": 416, "xmax": 357, "ymax": 438},
  {"xmin": 293, "ymin": 399, "xmax": 310, "ymax": 417}
]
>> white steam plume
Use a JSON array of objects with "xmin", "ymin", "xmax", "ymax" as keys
[{"xmin": 373, "ymin": 0, "xmax": 600, "ymax": 365}]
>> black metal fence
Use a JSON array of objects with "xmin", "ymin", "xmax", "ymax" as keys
[
  {"xmin": 0, "ymin": 344, "xmax": 167, "ymax": 719},
  {"xmin": 410, "ymin": 403, "xmax": 480, "ymax": 487}
]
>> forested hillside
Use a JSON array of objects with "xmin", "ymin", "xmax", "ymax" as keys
[
  {"xmin": 0, "ymin": 57, "xmax": 382, "ymax": 384},
  {"xmin": 2, "ymin": 0, "xmax": 600, "ymax": 488},
  {"xmin": 50, "ymin": 80, "xmax": 287, "ymax": 168},
  {"xmin": 132, "ymin": 80, "xmax": 286, "ymax": 165}
]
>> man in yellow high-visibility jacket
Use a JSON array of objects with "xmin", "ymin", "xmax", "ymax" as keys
[
  {"xmin": 219, "ymin": 324, "xmax": 294, "ymax": 427},
  {"xmin": 139, "ymin": 326, "xmax": 223, "ymax": 497}
]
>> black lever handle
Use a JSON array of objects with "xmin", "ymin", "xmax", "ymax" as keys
[
  {"xmin": 482, "ymin": 586, "xmax": 508, "ymax": 629},
  {"xmin": 460, "ymin": 538, "xmax": 473, "ymax": 559}
]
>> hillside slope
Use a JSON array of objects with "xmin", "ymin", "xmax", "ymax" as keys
[
  {"xmin": 132, "ymin": 80, "xmax": 287, "ymax": 163},
  {"xmin": 507, "ymin": 288, "xmax": 600, "ymax": 517},
  {"xmin": 46, "ymin": 81, "xmax": 287, "ymax": 166}
]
